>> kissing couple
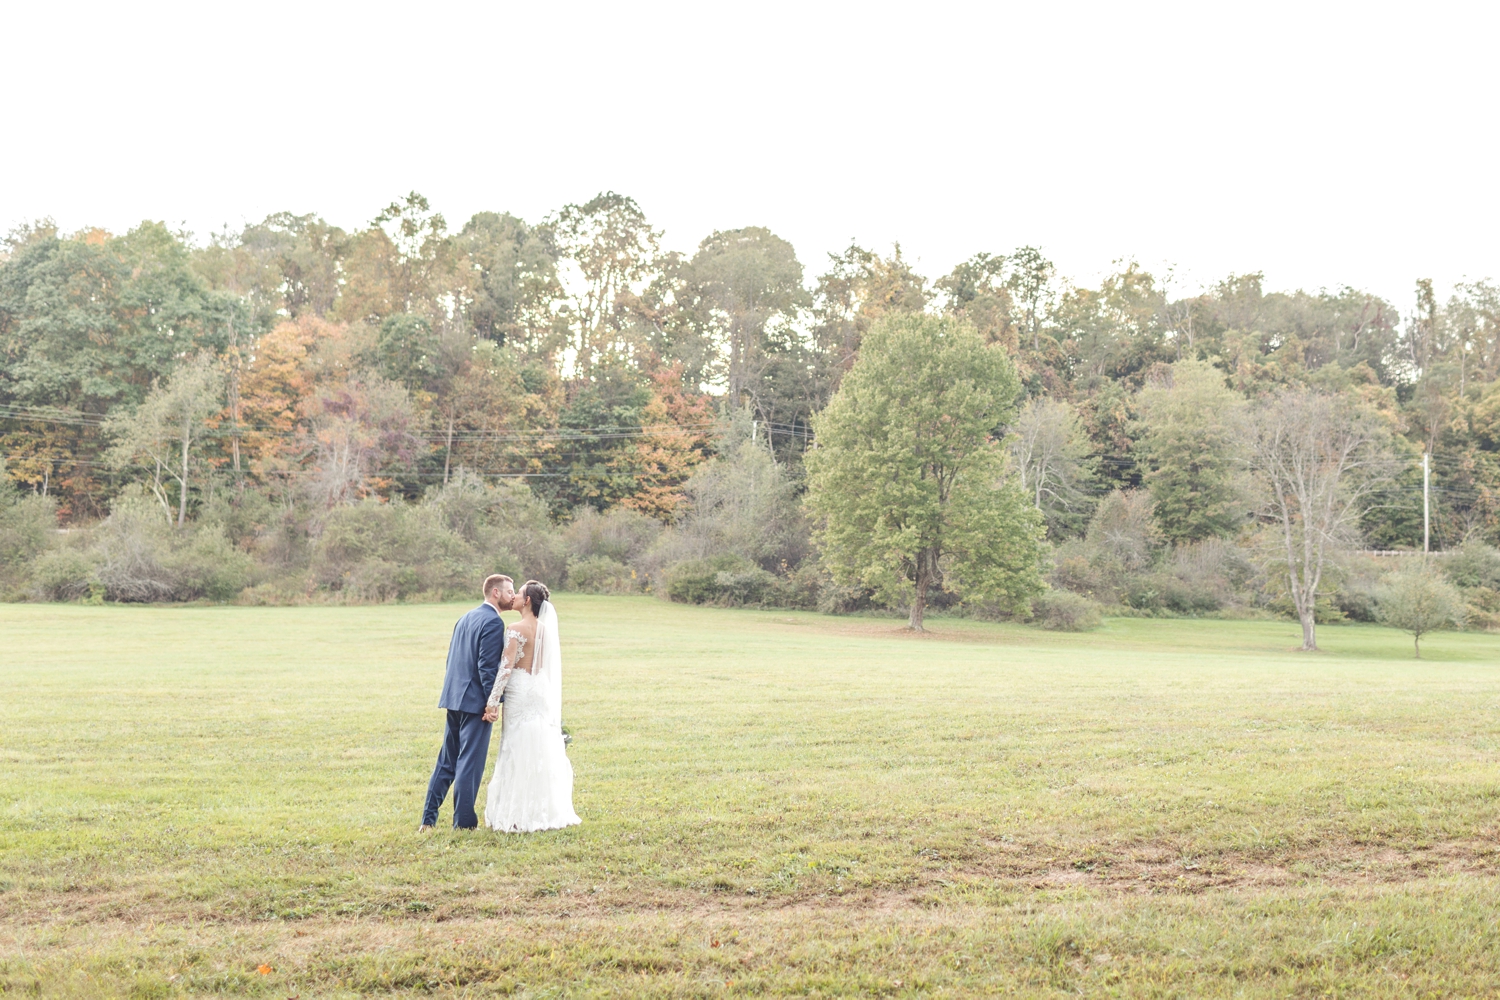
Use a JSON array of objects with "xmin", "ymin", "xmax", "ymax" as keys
[{"xmin": 418, "ymin": 574, "xmax": 581, "ymax": 833}]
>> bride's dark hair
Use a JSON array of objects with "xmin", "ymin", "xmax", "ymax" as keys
[{"xmin": 521, "ymin": 580, "xmax": 550, "ymax": 616}]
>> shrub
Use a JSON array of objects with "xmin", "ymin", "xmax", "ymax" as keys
[
  {"xmin": 92, "ymin": 494, "xmax": 187, "ymax": 602},
  {"xmin": 429, "ymin": 472, "xmax": 566, "ymax": 586},
  {"xmin": 236, "ymin": 575, "xmax": 315, "ymax": 606},
  {"xmin": 1466, "ymin": 586, "xmax": 1500, "ymax": 631},
  {"xmin": 0, "ymin": 476, "xmax": 57, "ymax": 594},
  {"xmin": 644, "ymin": 441, "xmax": 808, "ymax": 582},
  {"xmin": 1048, "ymin": 547, "xmax": 1105, "ymax": 600},
  {"xmin": 567, "ymin": 555, "xmax": 640, "ymax": 594},
  {"xmin": 1122, "ymin": 572, "xmax": 1221, "ymax": 614},
  {"xmin": 313, "ymin": 500, "xmax": 481, "ymax": 601},
  {"xmin": 815, "ymin": 576, "xmax": 880, "ymax": 615},
  {"xmin": 165, "ymin": 523, "xmax": 255, "ymax": 600},
  {"xmin": 664, "ymin": 555, "xmax": 776, "ymax": 606},
  {"xmin": 1170, "ymin": 539, "xmax": 1254, "ymax": 604},
  {"xmin": 1333, "ymin": 575, "xmax": 1382, "ymax": 622},
  {"xmin": 1266, "ymin": 592, "xmax": 1347, "ymax": 624},
  {"xmin": 764, "ymin": 562, "xmax": 824, "ymax": 610},
  {"xmin": 1031, "ymin": 589, "xmax": 1103, "ymax": 631},
  {"xmin": 1085, "ymin": 490, "xmax": 1162, "ymax": 573},
  {"xmin": 1376, "ymin": 569, "xmax": 1467, "ymax": 657},
  {"xmin": 88, "ymin": 491, "xmax": 255, "ymax": 602},
  {"xmin": 30, "ymin": 547, "xmax": 93, "ymax": 601},
  {"xmin": 564, "ymin": 507, "xmax": 660, "ymax": 568},
  {"xmin": 1442, "ymin": 544, "xmax": 1500, "ymax": 590}
]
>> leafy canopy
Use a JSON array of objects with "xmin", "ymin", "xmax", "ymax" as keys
[{"xmin": 805, "ymin": 313, "xmax": 1045, "ymax": 628}]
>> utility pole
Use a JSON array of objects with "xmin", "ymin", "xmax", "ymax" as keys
[{"xmin": 1423, "ymin": 450, "xmax": 1430, "ymax": 556}]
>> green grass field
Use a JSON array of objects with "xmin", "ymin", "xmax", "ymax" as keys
[{"xmin": 2, "ymin": 598, "xmax": 1498, "ymax": 998}]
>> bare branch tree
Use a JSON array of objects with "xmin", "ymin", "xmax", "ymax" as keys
[
  {"xmin": 103, "ymin": 354, "xmax": 225, "ymax": 527},
  {"xmin": 1007, "ymin": 396, "xmax": 1094, "ymax": 537},
  {"xmin": 1243, "ymin": 388, "xmax": 1395, "ymax": 650}
]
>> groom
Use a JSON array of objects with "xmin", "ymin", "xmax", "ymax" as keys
[{"xmin": 419, "ymin": 573, "xmax": 521, "ymax": 831}]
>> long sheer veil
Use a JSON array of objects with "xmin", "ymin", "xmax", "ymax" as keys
[{"xmin": 534, "ymin": 600, "xmax": 562, "ymax": 729}]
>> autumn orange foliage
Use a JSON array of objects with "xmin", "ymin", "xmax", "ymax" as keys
[{"xmin": 617, "ymin": 365, "xmax": 714, "ymax": 521}]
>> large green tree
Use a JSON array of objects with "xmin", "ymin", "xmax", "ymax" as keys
[
  {"xmin": 1136, "ymin": 359, "xmax": 1247, "ymax": 543},
  {"xmin": 0, "ymin": 222, "xmax": 232, "ymax": 516},
  {"xmin": 679, "ymin": 226, "xmax": 808, "ymax": 403},
  {"xmin": 455, "ymin": 211, "xmax": 562, "ymax": 352},
  {"xmin": 546, "ymin": 192, "xmax": 661, "ymax": 378},
  {"xmin": 806, "ymin": 314, "xmax": 1045, "ymax": 629}
]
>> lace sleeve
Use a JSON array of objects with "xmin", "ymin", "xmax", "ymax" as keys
[{"xmin": 487, "ymin": 632, "xmax": 521, "ymax": 709}]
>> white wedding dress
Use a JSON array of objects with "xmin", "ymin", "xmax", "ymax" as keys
[{"xmin": 484, "ymin": 601, "xmax": 581, "ymax": 833}]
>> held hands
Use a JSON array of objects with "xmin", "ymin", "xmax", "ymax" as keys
[{"xmin": 482, "ymin": 704, "xmax": 499, "ymax": 723}]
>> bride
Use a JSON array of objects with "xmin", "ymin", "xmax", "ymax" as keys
[{"xmin": 483, "ymin": 581, "xmax": 581, "ymax": 833}]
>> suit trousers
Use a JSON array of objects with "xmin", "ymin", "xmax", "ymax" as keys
[{"xmin": 422, "ymin": 709, "xmax": 494, "ymax": 828}]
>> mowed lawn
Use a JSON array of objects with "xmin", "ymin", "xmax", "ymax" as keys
[{"xmin": 2, "ymin": 599, "xmax": 1499, "ymax": 998}]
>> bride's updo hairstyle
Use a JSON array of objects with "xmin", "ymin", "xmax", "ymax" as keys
[{"xmin": 521, "ymin": 580, "xmax": 550, "ymax": 616}]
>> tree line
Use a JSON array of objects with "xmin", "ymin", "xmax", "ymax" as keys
[{"xmin": 2, "ymin": 191, "xmax": 1498, "ymax": 643}]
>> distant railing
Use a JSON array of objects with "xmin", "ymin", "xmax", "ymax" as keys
[{"xmin": 1359, "ymin": 549, "xmax": 1446, "ymax": 557}]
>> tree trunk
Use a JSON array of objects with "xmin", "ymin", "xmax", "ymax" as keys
[
  {"xmin": 1299, "ymin": 610, "xmax": 1317, "ymax": 651},
  {"xmin": 1414, "ymin": 633, "xmax": 1422, "ymax": 659},
  {"xmin": 443, "ymin": 410, "xmax": 455, "ymax": 485},
  {"xmin": 178, "ymin": 417, "xmax": 191, "ymax": 528},
  {"xmin": 228, "ymin": 324, "xmax": 242, "ymax": 476},
  {"xmin": 908, "ymin": 547, "xmax": 939, "ymax": 631},
  {"xmin": 908, "ymin": 572, "xmax": 928, "ymax": 631}
]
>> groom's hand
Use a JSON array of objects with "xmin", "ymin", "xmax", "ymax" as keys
[{"xmin": 482, "ymin": 705, "xmax": 499, "ymax": 723}]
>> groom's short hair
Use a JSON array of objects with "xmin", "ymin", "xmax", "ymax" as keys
[{"xmin": 482, "ymin": 574, "xmax": 513, "ymax": 599}]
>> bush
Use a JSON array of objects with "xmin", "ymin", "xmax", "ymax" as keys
[
  {"xmin": 1170, "ymin": 539, "xmax": 1254, "ymax": 605},
  {"xmin": 1048, "ymin": 547, "xmax": 1105, "ymax": 600},
  {"xmin": 764, "ymin": 562, "xmax": 825, "ymax": 610},
  {"xmin": 564, "ymin": 507, "xmax": 660, "ymax": 568},
  {"xmin": 1333, "ymin": 580, "xmax": 1381, "ymax": 622},
  {"xmin": 167, "ymin": 523, "xmax": 255, "ymax": 600},
  {"xmin": 1031, "ymin": 590, "xmax": 1103, "ymax": 631},
  {"xmin": 30, "ymin": 547, "xmax": 93, "ymax": 601},
  {"xmin": 1442, "ymin": 544, "xmax": 1500, "ymax": 590},
  {"xmin": 1085, "ymin": 490, "xmax": 1162, "ymax": 573},
  {"xmin": 88, "ymin": 491, "xmax": 255, "ymax": 602},
  {"xmin": 1376, "ymin": 569, "xmax": 1467, "ymax": 657},
  {"xmin": 567, "ymin": 555, "xmax": 640, "ymax": 594},
  {"xmin": 643, "ymin": 441, "xmax": 809, "ymax": 585},
  {"xmin": 1466, "ymin": 586, "xmax": 1500, "ymax": 631},
  {"xmin": 1266, "ymin": 592, "xmax": 1347, "ymax": 624},
  {"xmin": 0, "ymin": 479, "xmax": 57, "ymax": 595},
  {"xmin": 313, "ymin": 500, "xmax": 482, "ymax": 601},
  {"xmin": 90, "ymin": 494, "xmax": 183, "ymax": 602},
  {"xmin": 1121, "ymin": 572, "xmax": 1221, "ymax": 614},
  {"xmin": 815, "ymin": 576, "xmax": 881, "ymax": 615},
  {"xmin": 429, "ymin": 472, "xmax": 566, "ymax": 586},
  {"xmin": 664, "ymin": 555, "xmax": 776, "ymax": 606}
]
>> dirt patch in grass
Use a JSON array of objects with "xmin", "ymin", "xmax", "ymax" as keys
[
  {"xmin": 5, "ymin": 838, "xmax": 1497, "ymax": 930},
  {"xmin": 8, "ymin": 879, "xmax": 1500, "ymax": 1000},
  {"xmin": 949, "ymin": 836, "xmax": 1500, "ymax": 895}
]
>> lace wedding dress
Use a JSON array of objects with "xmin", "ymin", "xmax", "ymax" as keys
[{"xmin": 484, "ymin": 601, "xmax": 581, "ymax": 833}]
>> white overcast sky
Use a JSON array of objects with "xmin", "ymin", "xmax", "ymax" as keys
[{"xmin": 5, "ymin": 1, "xmax": 1496, "ymax": 310}]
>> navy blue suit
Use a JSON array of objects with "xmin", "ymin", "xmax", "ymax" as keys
[{"xmin": 422, "ymin": 602, "xmax": 505, "ymax": 828}]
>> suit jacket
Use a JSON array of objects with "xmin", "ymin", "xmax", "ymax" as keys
[{"xmin": 437, "ymin": 602, "xmax": 506, "ymax": 714}]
